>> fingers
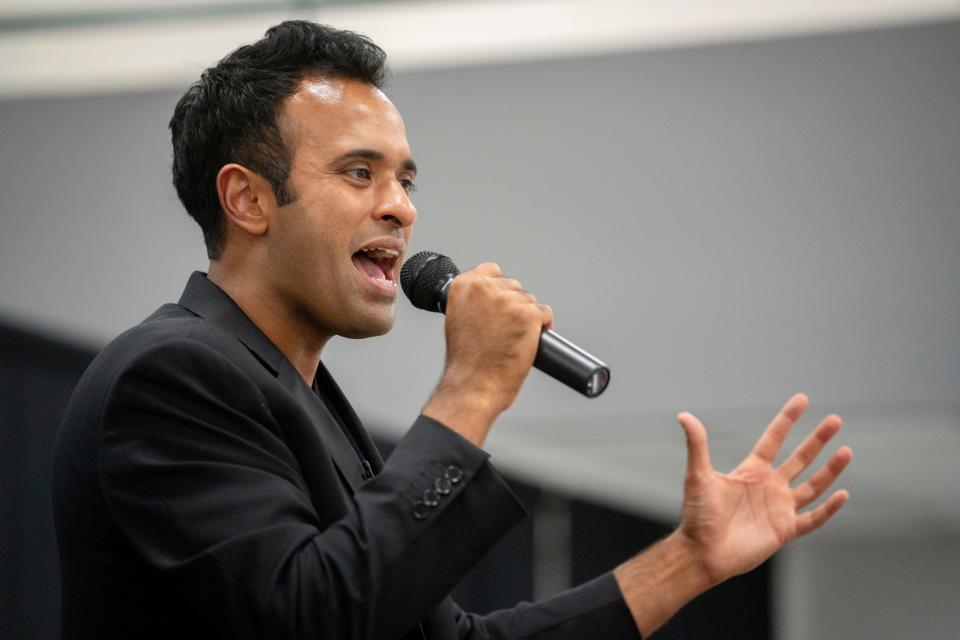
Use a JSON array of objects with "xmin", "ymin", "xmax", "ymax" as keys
[
  {"xmin": 750, "ymin": 393, "xmax": 809, "ymax": 464},
  {"xmin": 777, "ymin": 414, "xmax": 842, "ymax": 481},
  {"xmin": 472, "ymin": 262, "xmax": 503, "ymax": 277},
  {"xmin": 539, "ymin": 304, "xmax": 554, "ymax": 331},
  {"xmin": 500, "ymin": 277, "xmax": 525, "ymax": 293},
  {"xmin": 503, "ymin": 287, "xmax": 551, "ymax": 331},
  {"xmin": 793, "ymin": 445, "xmax": 853, "ymax": 508},
  {"xmin": 795, "ymin": 489, "xmax": 850, "ymax": 538},
  {"xmin": 466, "ymin": 263, "xmax": 552, "ymax": 329},
  {"xmin": 677, "ymin": 412, "xmax": 711, "ymax": 476}
]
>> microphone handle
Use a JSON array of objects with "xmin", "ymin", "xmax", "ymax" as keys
[
  {"xmin": 437, "ymin": 278, "xmax": 610, "ymax": 398},
  {"xmin": 535, "ymin": 329, "xmax": 610, "ymax": 398}
]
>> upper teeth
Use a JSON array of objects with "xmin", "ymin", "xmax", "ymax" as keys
[{"xmin": 362, "ymin": 247, "xmax": 400, "ymax": 259}]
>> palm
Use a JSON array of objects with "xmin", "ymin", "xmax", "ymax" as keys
[{"xmin": 676, "ymin": 394, "xmax": 852, "ymax": 585}]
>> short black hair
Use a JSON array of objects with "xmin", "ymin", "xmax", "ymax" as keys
[{"xmin": 169, "ymin": 20, "xmax": 389, "ymax": 258}]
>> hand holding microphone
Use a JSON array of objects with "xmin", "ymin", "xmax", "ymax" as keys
[{"xmin": 401, "ymin": 252, "xmax": 609, "ymax": 413}]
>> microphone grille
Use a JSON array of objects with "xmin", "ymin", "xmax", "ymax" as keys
[{"xmin": 400, "ymin": 251, "xmax": 460, "ymax": 311}]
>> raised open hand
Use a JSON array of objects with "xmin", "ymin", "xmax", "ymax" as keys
[{"xmin": 676, "ymin": 393, "xmax": 852, "ymax": 586}]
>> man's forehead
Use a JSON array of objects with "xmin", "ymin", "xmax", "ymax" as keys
[
  {"xmin": 290, "ymin": 76, "xmax": 394, "ymax": 110},
  {"xmin": 283, "ymin": 77, "xmax": 403, "ymax": 138},
  {"xmin": 301, "ymin": 78, "xmax": 344, "ymax": 103},
  {"xmin": 281, "ymin": 76, "xmax": 411, "ymax": 161}
]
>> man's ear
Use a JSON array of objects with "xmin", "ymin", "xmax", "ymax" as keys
[{"xmin": 215, "ymin": 163, "xmax": 275, "ymax": 238}]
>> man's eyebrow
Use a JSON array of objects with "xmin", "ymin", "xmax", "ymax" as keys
[{"xmin": 333, "ymin": 149, "xmax": 417, "ymax": 174}]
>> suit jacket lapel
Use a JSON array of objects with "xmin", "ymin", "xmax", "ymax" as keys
[
  {"xmin": 178, "ymin": 272, "xmax": 286, "ymax": 375},
  {"xmin": 315, "ymin": 360, "xmax": 385, "ymax": 472},
  {"xmin": 177, "ymin": 271, "xmax": 367, "ymax": 493},
  {"xmin": 282, "ymin": 360, "xmax": 367, "ymax": 493},
  {"xmin": 179, "ymin": 273, "xmax": 434, "ymax": 637}
]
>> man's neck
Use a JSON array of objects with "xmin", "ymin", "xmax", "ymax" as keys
[{"xmin": 207, "ymin": 263, "xmax": 329, "ymax": 385}]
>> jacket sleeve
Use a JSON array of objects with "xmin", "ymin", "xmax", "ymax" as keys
[
  {"xmin": 97, "ymin": 336, "xmax": 526, "ymax": 640},
  {"xmin": 451, "ymin": 573, "xmax": 641, "ymax": 639}
]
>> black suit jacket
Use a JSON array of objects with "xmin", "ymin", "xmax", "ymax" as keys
[{"xmin": 53, "ymin": 272, "xmax": 638, "ymax": 639}]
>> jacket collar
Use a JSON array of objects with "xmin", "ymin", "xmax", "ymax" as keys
[
  {"xmin": 176, "ymin": 271, "xmax": 384, "ymax": 480},
  {"xmin": 177, "ymin": 271, "xmax": 287, "ymax": 377}
]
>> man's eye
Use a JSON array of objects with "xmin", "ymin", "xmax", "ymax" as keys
[
  {"xmin": 348, "ymin": 167, "xmax": 371, "ymax": 180},
  {"xmin": 400, "ymin": 178, "xmax": 417, "ymax": 194}
]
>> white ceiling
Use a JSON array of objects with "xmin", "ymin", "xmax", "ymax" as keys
[
  {"xmin": 0, "ymin": 0, "xmax": 272, "ymax": 18},
  {"xmin": 1, "ymin": 0, "xmax": 958, "ymax": 99}
]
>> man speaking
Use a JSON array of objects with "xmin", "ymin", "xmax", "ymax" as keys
[{"xmin": 52, "ymin": 20, "xmax": 852, "ymax": 639}]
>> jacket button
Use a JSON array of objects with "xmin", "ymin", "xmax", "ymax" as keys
[
  {"xmin": 422, "ymin": 489, "xmax": 440, "ymax": 507},
  {"xmin": 412, "ymin": 501, "xmax": 431, "ymax": 520},
  {"xmin": 434, "ymin": 477, "xmax": 452, "ymax": 495},
  {"xmin": 444, "ymin": 465, "xmax": 463, "ymax": 484}
]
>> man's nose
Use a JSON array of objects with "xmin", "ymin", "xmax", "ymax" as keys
[{"xmin": 374, "ymin": 180, "xmax": 417, "ymax": 228}]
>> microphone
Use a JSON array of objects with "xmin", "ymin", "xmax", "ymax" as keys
[{"xmin": 400, "ymin": 251, "xmax": 610, "ymax": 398}]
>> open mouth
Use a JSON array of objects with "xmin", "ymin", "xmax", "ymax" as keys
[{"xmin": 351, "ymin": 246, "xmax": 400, "ymax": 289}]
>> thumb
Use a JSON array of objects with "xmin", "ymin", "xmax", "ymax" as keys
[{"xmin": 678, "ymin": 411, "xmax": 711, "ymax": 475}]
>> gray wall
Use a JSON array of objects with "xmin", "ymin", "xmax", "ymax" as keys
[
  {"xmin": 777, "ymin": 539, "xmax": 960, "ymax": 640},
  {"xmin": 382, "ymin": 20, "xmax": 960, "ymax": 423},
  {"xmin": 2, "ymin": 19, "xmax": 959, "ymax": 638}
]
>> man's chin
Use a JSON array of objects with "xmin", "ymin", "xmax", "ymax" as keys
[{"xmin": 337, "ymin": 311, "xmax": 395, "ymax": 339}]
